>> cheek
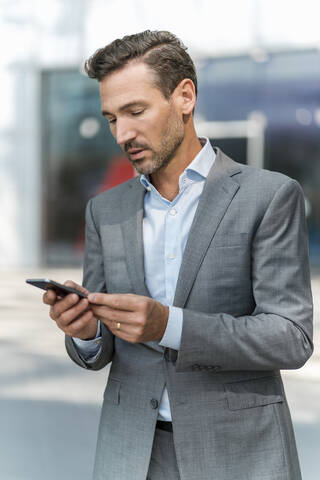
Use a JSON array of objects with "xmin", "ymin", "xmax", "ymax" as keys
[
  {"xmin": 139, "ymin": 107, "xmax": 173, "ymax": 146},
  {"xmin": 139, "ymin": 119, "xmax": 161, "ymax": 143}
]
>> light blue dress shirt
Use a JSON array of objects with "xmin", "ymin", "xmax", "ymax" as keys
[{"xmin": 73, "ymin": 137, "xmax": 216, "ymax": 421}]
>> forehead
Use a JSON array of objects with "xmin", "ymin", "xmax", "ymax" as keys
[{"xmin": 99, "ymin": 61, "xmax": 165, "ymax": 112}]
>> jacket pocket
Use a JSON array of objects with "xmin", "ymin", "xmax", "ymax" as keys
[
  {"xmin": 103, "ymin": 377, "xmax": 121, "ymax": 405},
  {"xmin": 224, "ymin": 376, "xmax": 283, "ymax": 411},
  {"xmin": 213, "ymin": 232, "xmax": 249, "ymax": 248}
]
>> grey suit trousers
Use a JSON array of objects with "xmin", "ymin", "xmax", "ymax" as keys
[{"xmin": 147, "ymin": 428, "xmax": 181, "ymax": 480}]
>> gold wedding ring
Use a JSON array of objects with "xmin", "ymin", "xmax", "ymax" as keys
[{"xmin": 116, "ymin": 322, "xmax": 121, "ymax": 331}]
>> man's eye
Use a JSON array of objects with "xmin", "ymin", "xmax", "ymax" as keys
[
  {"xmin": 131, "ymin": 110, "xmax": 144, "ymax": 116},
  {"xmin": 108, "ymin": 118, "xmax": 116, "ymax": 124}
]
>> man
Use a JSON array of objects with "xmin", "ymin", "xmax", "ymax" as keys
[{"xmin": 43, "ymin": 30, "xmax": 313, "ymax": 480}]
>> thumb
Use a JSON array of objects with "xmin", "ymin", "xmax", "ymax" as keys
[{"xmin": 64, "ymin": 280, "xmax": 90, "ymax": 296}]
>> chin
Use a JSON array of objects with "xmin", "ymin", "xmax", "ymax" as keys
[{"xmin": 133, "ymin": 159, "xmax": 158, "ymax": 176}]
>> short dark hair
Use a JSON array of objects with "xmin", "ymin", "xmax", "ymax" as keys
[{"xmin": 84, "ymin": 30, "xmax": 197, "ymax": 99}]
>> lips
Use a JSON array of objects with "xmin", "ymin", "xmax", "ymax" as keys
[{"xmin": 127, "ymin": 148, "xmax": 147, "ymax": 161}]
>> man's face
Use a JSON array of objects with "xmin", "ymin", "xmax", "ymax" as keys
[{"xmin": 100, "ymin": 61, "xmax": 185, "ymax": 175}]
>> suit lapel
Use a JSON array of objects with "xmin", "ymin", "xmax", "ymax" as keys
[
  {"xmin": 173, "ymin": 149, "xmax": 242, "ymax": 308},
  {"xmin": 120, "ymin": 178, "xmax": 164, "ymax": 353},
  {"xmin": 120, "ymin": 179, "xmax": 151, "ymax": 298}
]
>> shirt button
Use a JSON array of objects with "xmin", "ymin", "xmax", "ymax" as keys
[
  {"xmin": 169, "ymin": 208, "xmax": 177, "ymax": 216},
  {"xmin": 146, "ymin": 186, "xmax": 151, "ymax": 191},
  {"xmin": 150, "ymin": 398, "xmax": 159, "ymax": 409},
  {"xmin": 169, "ymin": 253, "xmax": 175, "ymax": 259}
]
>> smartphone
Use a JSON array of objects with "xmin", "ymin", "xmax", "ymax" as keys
[{"xmin": 26, "ymin": 278, "xmax": 87, "ymax": 298}]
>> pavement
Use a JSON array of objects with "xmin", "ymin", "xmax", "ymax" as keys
[{"xmin": 0, "ymin": 269, "xmax": 319, "ymax": 480}]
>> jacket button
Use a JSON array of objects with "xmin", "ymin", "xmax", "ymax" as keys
[{"xmin": 150, "ymin": 398, "xmax": 159, "ymax": 409}]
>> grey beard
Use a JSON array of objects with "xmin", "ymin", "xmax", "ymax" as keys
[{"xmin": 131, "ymin": 128, "xmax": 184, "ymax": 176}]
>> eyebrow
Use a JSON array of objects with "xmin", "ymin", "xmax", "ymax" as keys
[{"xmin": 101, "ymin": 101, "xmax": 146, "ymax": 117}]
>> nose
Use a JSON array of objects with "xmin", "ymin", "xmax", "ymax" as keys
[{"xmin": 115, "ymin": 118, "xmax": 137, "ymax": 146}]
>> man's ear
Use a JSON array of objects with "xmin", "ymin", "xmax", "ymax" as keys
[{"xmin": 175, "ymin": 78, "xmax": 196, "ymax": 116}]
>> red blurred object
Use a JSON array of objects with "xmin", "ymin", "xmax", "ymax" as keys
[{"xmin": 97, "ymin": 154, "xmax": 136, "ymax": 193}]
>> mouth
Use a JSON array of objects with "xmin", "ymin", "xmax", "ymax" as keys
[{"xmin": 127, "ymin": 148, "xmax": 148, "ymax": 161}]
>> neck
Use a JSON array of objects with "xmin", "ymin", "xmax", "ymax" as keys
[{"xmin": 151, "ymin": 129, "xmax": 202, "ymax": 201}]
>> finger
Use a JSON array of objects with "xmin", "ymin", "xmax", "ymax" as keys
[
  {"xmin": 96, "ymin": 310, "xmax": 141, "ymax": 336},
  {"xmin": 91, "ymin": 305, "xmax": 134, "ymax": 324},
  {"xmin": 52, "ymin": 294, "xmax": 84, "ymax": 321},
  {"xmin": 88, "ymin": 293, "xmax": 137, "ymax": 311},
  {"xmin": 43, "ymin": 289, "xmax": 57, "ymax": 305},
  {"xmin": 55, "ymin": 298, "xmax": 90, "ymax": 328},
  {"xmin": 106, "ymin": 321, "xmax": 143, "ymax": 344},
  {"xmin": 64, "ymin": 309, "xmax": 96, "ymax": 337},
  {"xmin": 64, "ymin": 280, "xmax": 90, "ymax": 296},
  {"xmin": 103, "ymin": 318, "xmax": 131, "ymax": 337}
]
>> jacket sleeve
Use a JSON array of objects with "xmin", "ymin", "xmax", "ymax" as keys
[
  {"xmin": 65, "ymin": 198, "xmax": 114, "ymax": 371},
  {"xmin": 175, "ymin": 179, "xmax": 314, "ymax": 372}
]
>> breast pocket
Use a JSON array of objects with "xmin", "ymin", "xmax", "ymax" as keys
[
  {"xmin": 212, "ymin": 232, "xmax": 250, "ymax": 248},
  {"xmin": 201, "ymin": 232, "xmax": 251, "ymax": 283}
]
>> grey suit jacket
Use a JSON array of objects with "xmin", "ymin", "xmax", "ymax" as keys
[{"xmin": 66, "ymin": 148, "xmax": 313, "ymax": 480}]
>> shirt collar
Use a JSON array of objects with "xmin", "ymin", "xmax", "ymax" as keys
[
  {"xmin": 140, "ymin": 137, "xmax": 215, "ymax": 190},
  {"xmin": 185, "ymin": 137, "xmax": 215, "ymax": 180}
]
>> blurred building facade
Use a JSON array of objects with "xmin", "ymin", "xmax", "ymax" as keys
[{"xmin": 0, "ymin": 0, "xmax": 320, "ymax": 268}]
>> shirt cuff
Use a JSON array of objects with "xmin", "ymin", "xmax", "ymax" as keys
[
  {"xmin": 72, "ymin": 321, "xmax": 102, "ymax": 361},
  {"xmin": 159, "ymin": 306, "xmax": 183, "ymax": 350}
]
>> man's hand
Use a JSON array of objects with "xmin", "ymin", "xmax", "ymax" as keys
[
  {"xmin": 43, "ymin": 280, "xmax": 98, "ymax": 340},
  {"xmin": 87, "ymin": 293, "xmax": 169, "ymax": 343}
]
